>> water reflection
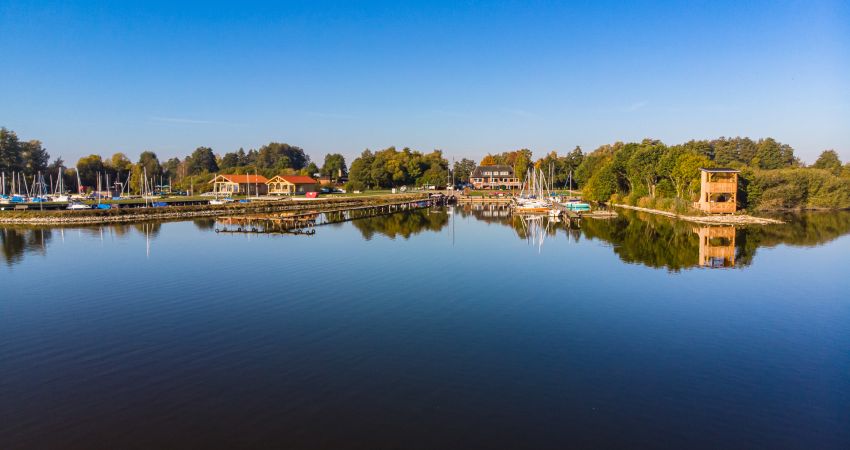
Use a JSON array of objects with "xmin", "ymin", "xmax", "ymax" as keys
[
  {"xmin": 696, "ymin": 226, "xmax": 736, "ymax": 268},
  {"xmin": 454, "ymin": 205, "xmax": 850, "ymax": 271},
  {"xmin": 1, "ymin": 228, "xmax": 52, "ymax": 266},
  {"xmin": 351, "ymin": 208, "xmax": 449, "ymax": 240},
  {"xmin": 576, "ymin": 209, "xmax": 850, "ymax": 271},
  {"xmin": 3, "ymin": 208, "xmax": 850, "ymax": 271}
]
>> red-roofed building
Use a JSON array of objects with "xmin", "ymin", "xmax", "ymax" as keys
[
  {"xmin": 210, "ymin": 174, "xmax": 269, "ymax": 195},
  {"xmin": 267, "ymin": 175, "xmax": 319, "ymax": 195}
]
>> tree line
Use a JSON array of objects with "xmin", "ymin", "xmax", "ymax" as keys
[
  {"xmin": 347, "ymin": 147, "xmax": 448, "ymax": 191},
  {"xmin": 3, "ymin": 126, "xmax": 848, "ymax": 208},
  {"xmin": 573, "ymin": 137, "xmax": 850, "ymax": 211},
  {"xmin": 467, "ymin": 137, "xmax": 849, "ymax": 211},
  {"xmin": 0, "ymin": 127, "xmax": 348, "ymax": 194}
]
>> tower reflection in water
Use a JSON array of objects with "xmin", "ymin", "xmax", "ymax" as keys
[{"xmin": 695, "ymin": 226, "xmax": 736, "ymax": 268}]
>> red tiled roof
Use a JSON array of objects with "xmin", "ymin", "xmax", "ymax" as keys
[
  {"xmin": 278, "ymin": 175, "xmax": 317, "ymax": 185},
  {"xmin": 215, "ymin": 174, "xmax": 269, "ymax": 184}
]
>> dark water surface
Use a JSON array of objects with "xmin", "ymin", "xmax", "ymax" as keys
[{"xmin": 2, "ymin": 208, "xmax": 849, "ymax": 449}]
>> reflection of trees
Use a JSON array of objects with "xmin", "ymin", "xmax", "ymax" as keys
[
  {"xmin": 193, "ymin": 219, "xmax": 216, "ymax": 230},
  {"xmin": 109, "ymin": 224, "xmax": 133, "ymax": 237},
  {"xmin": 1, "ymin": 228, "xmax": 52, "ymax": 266},
  {"xmin": 735, "ymin": 211, "xmax": 850, "ymax": 266},
  {"xmin": 581, "ymin": 211, "xmax": 701, "ymax": 271},
  {"xmin": 351, "ymin": 209, "xmax": 449, "ymax": 240},
  {"xmin": 133, "ymin": 222, "xmax": 162, "ymax": 238},
  {"xmin": 568, "ymin": 210, "xmax": 850, "ymax": 270}
]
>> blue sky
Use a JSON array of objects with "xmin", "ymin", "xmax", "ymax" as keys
[{"xmin": 1, "ymin": 0, "xmax": 848, "ymax": 165}]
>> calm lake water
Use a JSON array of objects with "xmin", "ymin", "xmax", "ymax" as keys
[{"xmin": 2, "ymin": 207, "xmax": 849, "ymax": 449}]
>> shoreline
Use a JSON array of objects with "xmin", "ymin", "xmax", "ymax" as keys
[
  {"xmin": 0, "ymin": 194, "xmax": 429, "ymax": 225},
  {"xmin": 611, "ymin": 203, "xmax": 784, "ymax": 225}
]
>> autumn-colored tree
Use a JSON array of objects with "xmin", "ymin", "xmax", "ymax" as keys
[{"xmin": 480, "ymin": 154, "xmax": 497, "ymax": 165}]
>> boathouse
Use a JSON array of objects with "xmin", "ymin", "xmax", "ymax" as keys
[
  {"xmin": 267, "ymin": 175, "xmax": 319, "ymax": 195},
  {"xmin": 695, "ymin": 168, "xmax": 739, "ymax": 214},
  {"xmin": 210, "ymin": 174, "xmax": 269, "ymax": 195},
  {"xmin": 470, "ymin": 165, "xmax": 521, "ymax": 190}
]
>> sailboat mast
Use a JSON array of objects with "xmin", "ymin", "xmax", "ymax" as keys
[{"xmin": 143, "ymin": 167, "xmax": 148, "ymax": 207}]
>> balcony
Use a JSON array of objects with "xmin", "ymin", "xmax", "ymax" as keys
[{"xmin": 703, "ymin": 181, "xmax": 737, "ymax": 193}]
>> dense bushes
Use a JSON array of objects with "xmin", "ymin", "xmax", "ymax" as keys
[{"xmin": 746, "ymin": 168, "xmax": 850, "ymax": 210}]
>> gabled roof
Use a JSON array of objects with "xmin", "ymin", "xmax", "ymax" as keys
[
  {"xmin": 268, "ymin": 175, "xmax": 318, "ymax": 184},
  {"xmin": 471, "ymin": 165, "xmax": 515, "ymax": 178},
  {"xmin": 211, "ymin": 174, "xmax": 269, "ymax": 184},
  {"xmin": 700, "ymin": 167, "xmax": 739, "ymax": 173}
]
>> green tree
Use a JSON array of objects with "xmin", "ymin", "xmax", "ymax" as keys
[
  {"xmin": 627, "ymin": 142, "xmax": 664, "ymax": 197},
  {"xmin": 76, "ymin": 154, "xmax": 105, "ymax": 189},
  {"xmin": 564, "ymin": 146, "xmax": 585, "ymax": 188},
  {"xmin": 0, "ymin": 128, "xmax": 23, "ymax": 173},
  {"xmin": 305, "ymin": 162, "xmax": 319, "ymax": 176},
  {"xmin": 680, "ymin": 139, "xmax": 713, "ymax": 161},
  {"xmin": 220, "ymin": 152, "xmax": 240, "ymax": 169},
  {"xmin": 347, "ymin": 149, "xmax": 375, "ymax": 190},
  {"xmin": 754, "ymin": 138, "xmax": 795, "ymax": 169},
  {"xmin": 513, "ymin": 150, "xmax": 531, "ymax": 182},
  {"xmin": 671, "ymin": 153, "xmax": 711, "ymax": 199},
  {"xmin": 812, "ymin": 150, "xmax": 842, "ymax": 174},
  {"xmin": 107, "ymin": 153, "xmax": 133, "ymax": 173},
  {"xmin": 256, "ymin": 142, "xmax": 309, "ymax": 170},
  {"xmin": 712, "ymin": 136, "xmax": 757, "ymax": 166},
  {"xmin": 138, "ymin": 151, "xmax": 162, "ymax": 178},
  {"xmin": 321, "ymin": 153, "xmax": 347, "ymax": 180},
  {"xmin": 20, "ymin": 140, "xmax": 50, "ymax": 176},
  {"xmin": 452, "ymin": 158, "xmax": 477, "ymax": 183},
  {"xmin": 187, "ymin": 147, "xmax": 219, "ymax": 175},
  {"xmin": 575, "ymin": 145, "xmax": 615, "ymax": 188},
  {"xmin": 584, "ymin": 161, "xmax": 618, "ymax": 201},
  {"xmin": 162, "ymin": 158, "xmax": 182, "ymax": 179}
]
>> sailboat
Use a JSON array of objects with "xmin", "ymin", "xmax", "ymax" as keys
[
  {"xmin": 51, "ymin": 167, "xmax": 70, "ymax": 202},
  {"xmin": 0, "ymin": 172, "xmax": 8, "ymax": 204},
  {"xmin": 553, "ymin": 170, "xmax": 591, "ymax": 212},
  {"xmin": 31, "ymin": 172, "xmax": 51, "ymax": 203},
  {"xmin": 513, "ymin": 168, "xmax": 558, "ymax": 214}
]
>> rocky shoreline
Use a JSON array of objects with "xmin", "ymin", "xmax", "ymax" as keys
[
  {"xmin": 611, "ymin": 203, "xmax": 784, "ymax": 225},
  {"xmin": 0, "ymin": 194, "xmax": 429, "ymax": 225}
]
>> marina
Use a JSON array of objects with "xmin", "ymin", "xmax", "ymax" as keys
[{"xmin": 2, "ymin": 1, "xmax": 847, "ymax": 447}]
